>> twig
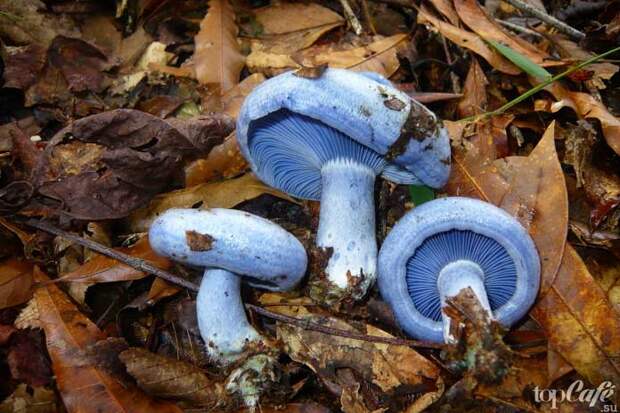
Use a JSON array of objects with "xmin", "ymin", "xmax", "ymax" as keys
[
  {"xmin": 246, "ymin": 303, "xmax": 442, "ymax": 349},
  {"xmin": 360, "ymin": 0, "xmax": 377, "ymax": 35},
  {"xmin": 496, "ymin": 19, "xmax": 543, "ymax": 38},
  {"xmin": 23, "ymin": 219, "xmax": 200, "ymax": 292},
  {"xmin": 339, "ymin": 0, "xmax": 363, "ymax": 35},
  {"xmin": 501, "ymin": 0, "xmax": 585, "ymax": 40}
]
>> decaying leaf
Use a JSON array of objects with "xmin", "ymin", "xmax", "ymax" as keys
[
  {"xmin": 453, "ymin": 0, "xmax": 563, "ymax": 68},
  {"xmin": 0, "ymin": 384, "xmax": 57, "ymax": 413},
  {"xmin": 194, "ymin": 0, "xmax": 245, "ymax": 93},
  {"xmin": 252, "ymin": 2, "xmax": 344, "ymax": 35},
  {"xmin": 120, "ymin": 347, "xmax": 225, "ymax": 408},
  {"xmin": 32, "ymin": 109, "xmax": 232, "ymax": 220},
  {"xmin": 0, "ymin": 258, "xmax": 34, "ymax": 310},
  {"xmin": 129, "ymin": 173, "xmax": 295, "ymax": 232},
  {"xmin": 58, "ymin": 236, "xmax": 170, "ymax": 285},
  {"xmin": 545, "ymin": 82, "xmax": 620, "ymax": 157},
  {"xmin": 447, "ymin": 121, "xmax": 568, "ymax": 294},
  {"xmin": 417, "ymin": 5, "xmax": 520, "ymax": 75},
  {"xmin": 25, "ymin": 267, "xmax": 182, "ymax": 413},
  {"xmin": 274, "ymin": 305, "xmax": 443, "ymax": 413},
  {"xmin": 531, "ymin": 246, "xmax": 620, "ymax": 387},
  {"xmin": 457, "ymin": 58, "xmax": 489, "ymax": 119}
]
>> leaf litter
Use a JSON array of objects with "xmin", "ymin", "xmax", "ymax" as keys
[{"xmin": 0, "ymin": 0, "xmax": 620, "ymax": 412}]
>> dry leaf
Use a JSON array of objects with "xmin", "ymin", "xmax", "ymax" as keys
[
  {"xmin": 531, "ymin": 246, "xmax": 620, "ymax": 386},
  {"xmin": 146, "ymin": 278, "xmax": 181, "ymax": 304},
  {"xmin": 28, "ymin": 268, "xmax": 182, "ymax": 413},
  {"xmin": 428, "ymin": 0, "xmax": 460, "ymax": 25},
  {"xmin": 545, "ymin": 82, "xmax": 620, "ymax": 156},
  {"xmin": 458, "ymin": 58, "xmax": 489, "ymax": 118},
  {"xmin": 0, "ymin": 258, "xmax": 33, "ymax": 310},
  {"xmin": 417, "ymin": 5, "xmax": 520, "ymax": 75},
  {"xmin": 250, "ymin": 22, "xmax": 343, "ymax": 56},
  {"xmin": 129, "ymin": 173, "xmax": 295, "ymax": 232},
  {"xmin": 275, "ymin": 306, "xmax": 443, "ymax": 413},
  {"xmin": 120, "ymin": 347, "xmax": 224, "ymax": 408},
  {"xmin": 0, "ymin": 384, "xmax": 57, "ymax": 413},
  {"xmin": 58, "ymin": 236, "xmax": 170, "ymax": 285},
  {"xmin": 453, "ymin": 0, "xmax": 563, "ymax": 68},
  {"xmin": 447, "ymin": 121, "xmax": 568, "ymax": 295},
  {"xmin": 184, "ymin": 133, "xmax": 249, "ymax": 185},
  {"xmin": 253, "ymin": 3, "xmax": 343, "ymax": 35},
  {"xmin": 194, "ymin": 0, "xmax": 245, "ymax": 93}
]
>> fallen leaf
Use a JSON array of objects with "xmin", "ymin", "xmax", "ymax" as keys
[
  {"xmin": 249, "ymin": 22, "xmax": 343, "ymax": 55},
  {"xmin": 545, "ymin": 82, "xmax": 620, "ymax": 157},
  {"xmin": 0, "ymin": 0, "xmax": 79, "ymax": 47},
  {"xmin": 447, "ymin": 121, "xmax": 568, "ymax": 294},
  {"xmin": 194, "ymin": 0, "xmax": 245, "ymax": 93},
  {"xmin": 0, "ymin": 384, "xmax": 57, "ymax": 413},
  {"xmin": 58, "ymin": 236, "xmax": 170, "ymax": 285},
  {"xmin": 531, "ymin": 246, "xmax": 620, "ymax": 386},
  {"xmin": 2, "ymin": 44, "xmax": 47, "ymax": 90},
  {"xmin": 453, "ymin": 0, "xmax": 563, "ymax": 68},
  {"xmin": 235, "ymin": 404, "xmax": 331, "ymax": 413},
  {"xmin": 253, "ymin": 2, "xmax": 343, "ymax": 35},
  {"xmin": 129, "ymin": 173, "xmax": 295, "ymax": 232},
  {"xmin": 0, "ymin": 258, "xmax": 34, "ymax": 310},
  {"xmin": 427, "ymin": 0, "xmax": 460, "ymax": 25},
  {"xmin": 275, "ymin": 306, "xmax": 443, "ymax": 413},
  {"xmin": 27, "ymin": 268, "xmax": 182, "ymax": 413},
  {"xmin": 458, "ymin": 58, "xmax": 489, "ymax": 118},
  {"xmin": 7, "ymin": 329, "xmax": 52, "ymax": 387},
  {"xmin": 417, "ymin": 5, "xmax": 520, "ymax": 75},
  {"xmin": 119, "ymin": 347, "xmax": 225, "ymax": 408},
  {"xmin": 184, "ymin": 134, "xmax": 249, "ymax": 185},
  {"xmin": 32, "ymin": 109, "xmax": 232, "ymax": 220}
]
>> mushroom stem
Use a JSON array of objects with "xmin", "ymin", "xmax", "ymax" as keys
[
  {"xmin": 437, "ymin": 260, "xmax": 493, "ymax": 343},
  {"xmin": 197, "ymin": 268, "xmax": 263, "ymax": 364},
  {"xmin": 317, "ymin": 159, "xmax": 377, "ymax": 298}
]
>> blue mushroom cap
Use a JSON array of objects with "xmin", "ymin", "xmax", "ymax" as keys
[
  {"xmin": 237, "ymin": 68, "xmax": 451, "ymax": 200},
  {"xmin": 149, "ymin": 208, "xmax": 307, "ymax": 290},
  {"xmin": 377, "ymin": 197, "xmax": 540, "ymax": 343}
]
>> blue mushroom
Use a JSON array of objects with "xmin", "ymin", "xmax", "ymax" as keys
[
  {"xmin": 149, "ymin": 208, "xmax": 307, "ymax": 364},
  {"xmin": 378, "ymin": 197, "xmax": 540, "ymax": 343},
  {"xmin": 237, "ymin": 68, "xmax": 451, "ymax": 299}
]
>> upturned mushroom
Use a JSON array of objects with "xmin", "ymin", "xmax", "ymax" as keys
[
  {"xmin": 149, "ymin": 208, "xmax": 307, "ymax": 363},
  {"xmin": 378, "ymin": 197, "xmax": 540, "ymax": 343},
  {"xmin": 236, "ymin": 68, "xmax": 451, "ymax": 300}
]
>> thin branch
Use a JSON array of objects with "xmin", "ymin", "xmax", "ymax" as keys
[
  {"xmin": 500, "ymin": 0, "xmax": 585, "ymax": 40},
  {"xmin": 496, "ymin": 19, "xmax": 543, "ymax": 38},
  {"xmin": 24, "ymin": 219, "xmax": 200, "ymax": 292},
  {"xmin": 246, "ymin": 303, "xmax": 443, "ymax": 349},
  {"xmin": 339, "ymin": 0, "xmax": 363, "ymax": 35}
]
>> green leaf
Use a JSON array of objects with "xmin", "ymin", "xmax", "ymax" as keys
[
  {"xmin": 487, "ymin": 40, "xmax": 552, "ymax": 80},
  {"xmin": 409, "ymin": 185, "xmax": 434, "ymax": 206}
]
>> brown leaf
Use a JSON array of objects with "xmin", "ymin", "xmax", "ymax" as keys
[
  {"xmin": 276, "ymin": 307, "xmax": 443, "ymax": 413},
  {"xmin": 2, "ymin": 44, "xmax": 47, "ymax": 90},
  {"xmin": 457, "ymin": 58, "xmax": 489, "ymax": 119},
  {"xmin": 7, "ymin": 329, "xmax": 52, "ymax": 387},
  {"xmin": 427, "ymin": 0, "xmax": 460, "ymax": 25},
  {"xmin": 446, "ymin": 121, "xmax": 568, "ymax": 295},
  {"xmin": 253, "ymin": 2, "xmax": 343, "ymax": 35},
  {"xmin": 58, "ymin": 236, "xmax": 170, "ymax": 285},
  {"xmin": 545, "ymin": 82, "xmax": 620, "ymax": 157},
  {"xmin": 453, "ymin": 0, "xmax": 563, "ymax": 68},
  {"xmin": 250, "ymin": 22, "xmax": 343, "ymax": 55},
  {"xmin": 129, "ymin": 173, "xmax": 295, "ymax": 232},
  {"xmin": 33, "ymin": 109, "xmax": 231, "ymax": 220},
  {"xmin": 0, "ymin": 384, "xmax": 58, "ymax": 413},
  {"xmin": 29, "ymin": 267, "xmax": 182, "ymax": 413},
  {"xmin": 0, "ymin": 258, "xmax": 33, "ymax": 310},
  {"xmin": 531, "ymin": 246, "xmax": 620, "ymax": 386},
  {"xmin": 194, "ymin": 0, "xmax": 245, "ymax": 93},
  {"xmin": 417, "ymin": 5, "xmax": 520, "ymax": 75},
  {"xmin": 184, "ymin": 133, "xmax": 248, "ymax": 185},
  {"xmin": 235, "ymin": 404, "xmax": 331, "ymax": 413},
  {"xmin": 119, "ymin": 347, "xmax": 225, "ymax": 408}
]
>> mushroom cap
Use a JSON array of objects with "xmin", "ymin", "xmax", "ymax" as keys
[
  {"xmin": 377, "ymin": 197, "xmax": 540, "ymax": 342},
  {"xmin": 149, "ymin": 208, "xmax": 307, "ymax": 291},
  {"xmin": 236, "ymin": 68, "xmax": 450, "ymax": 199}
]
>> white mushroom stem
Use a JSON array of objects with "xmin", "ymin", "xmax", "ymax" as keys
[
  {"xmin": 437, "ymin": 260, "xmax": 493, "ymax": 343},
  {"xmin": 197, "ymin": 268, "xmax": 263, "ymax": 364},
  {"xmin": 316, "ymin": 159, "xmax": 377, "ymax": 299}
]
